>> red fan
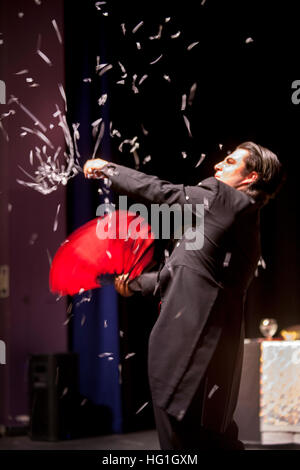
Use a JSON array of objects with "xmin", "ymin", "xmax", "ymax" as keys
[{"xmin": 49, "ymin": 210, "xmax": 155, "ymax": 296}]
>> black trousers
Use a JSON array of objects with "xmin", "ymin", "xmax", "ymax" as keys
[{"xmin": 152, "ymin": 380, "xmax": 244, "ymax": 450}]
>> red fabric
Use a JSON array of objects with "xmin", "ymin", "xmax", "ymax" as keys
[{"xmin": 49, "ymin": 210, "xmax": 155, "ymax": 296}]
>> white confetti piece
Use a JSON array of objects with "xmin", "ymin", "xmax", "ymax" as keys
[
  {"xmin": 170, "ymin": 31, "xmax": 181, "ymax": 39},
  {"xmin": 245, "ymin": 37, "xmax": 254, "ymax": 44},
  {"xmin": 92, "ymin": 121, "xmax": 105, "ymax": 158},
  {"xmin": 95, "ymin": 1, "xmax": 106, "ymax": 10},
  {"xmin": 52, "ymin": 19, "xmax": 63, "ymax": 44},
  {"xmin": 106, "ymin": 250, "xmax": 112, "ymax": 259},
  {"xmin": 98, "ymin": 64, "xmax": 113, "ymax": 76},
  {"xmin": 18, "ymin": 12, "xmax": 24, "ymax": 18},
  {"xmin": 219, "ymin": 143, "xmax": 223, "ymax": 149},
  {"xmin": 183, "ymin": 115, "xmax": 192, "ymax": 137},
  {"xmin": 58, "ymin": 83, "xmax": 67, "ymax": 111},
  {"xmin": 63, "ymin": 314, "xmax": 73, "ymax": 326},
  {"xmin": 149, "ymin": 24, "xmax": 162, "ymax": 40},
  {"xmin": 188, "ymin": 82, "xmax": 197, "ymax": 105},
  {"xmin": 26, "ymin": 77, "xmax": 34, "ymax": 83},
  {"xmin": 121, "ymin": 23, "xmax": 126, "ymax": 35},
  {"xmin": 15, "ymin": 69, "xmax": 28, "ymax": 75},
  {"xmin": 165, "ymin": 17, "xmax": 171, "ymax": 23},
  {"xmin": 223, "ymin": 252, "xmax": 231, "ymax": 267},
  {"xmin": 150, "ymin": 54, "xmax": 163, "ymax": 65},
  {"xmin": 98, "ymin": 352, "xmax": 113, "ymax": 358},
  {"xmin": 104, "ymin": 320, "xmax": 108, "ymax": 328},
  {"xmin": 136, "ymin": 402, "xmax": 149, "ymax": 415},
  {"xmin": 143, "ymin": 155, "xmax": 151, "ymax": 164},
  {"xmin": 37, "ymin": 50, "xmax": 52, "ymax": 66},
  {"xmin": 195, "ymin": 153, "xmax": 206, "ymax": 167},
  {"xmin": 163, "ymin": 74, "xmax": 171, "ymax": 82},
  {"xmin": 53, "ymin": 203, "xmax": 61, "ymax": 232},
  {"xmin": 132, "ymin": 74, "xmax": 139, "ymax": 94},
  {"xmin": 136, "ymin": 42, "xmax": 141, "ymax": 50},
  {"xmin": 79, "ymin": 288, "xmax": 85, "ymax": 294},
  {"xmin": 132, "ymin": 21, "xmax": 144, "ymax": 34},
  {"xmin": 181, "ymin": 151, "xmax": 187, "ymax": 159},
  {"xmin": 81, "ymin": 314, "xmax": 86, "ymax": 326},
  {"xmin": 174, "ymin": 311, "xmax": 182, "ymax": 319},
  {"xmin": 98, "ymin": 93, "xmax": 108, "ymax": 106},
  {"xmin": 125, "ymin": 353, "xmax": 136, "ymax": 360},
  {"xmin": 34, "ymin": 0, "xmax": 42, "ymax": 4},
  {"xmin": 80, "ymin": 398, "xmax": 88, "ymax": 406},
  {"xmin": 181, "ymin": 94, "xmax": 187, "ymax": 111},
  {"xmin": 141, "ymin": 124, "xmax": 149, "ymax": 135},
  {"xmin": 61, "ymin": 387, "xmax": 68, "ymax": 398},
  {"xmin": 0, "ymin": 122, "xmax": 9, "ymax": 141},
  {"xmin": 208, "ymin": 384, "xmax": 219, "ymax": 399},
  {"xmin": 257, "ymin": 256, "xmax": 266, "ymax": 269},
  {"xmin": 116, "ymin": 79, "xmax": 125, "ymax": 85},
  {"xmin": 8, "ymin": 203, "xmax": 12, "ymax": 212},
  {"xmin": 83, "ymin": 78, "xmax": 92, "ymax": 83},
  {"xmin": 46, "ymin": 249, "xmax": 52, "ymax": 267},
  {"xmin": 187, "ymin": 41, "xmax": 199, "ymax": 51}
]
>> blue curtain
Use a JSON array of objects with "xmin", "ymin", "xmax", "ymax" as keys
[{"xmin": 64, "ymin": 1, "xmax": 122, "ymax": 433}]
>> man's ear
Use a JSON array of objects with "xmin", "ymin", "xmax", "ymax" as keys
[{"xmin": 243, "ymin": 171, "xmax": 258, "ymax": 185}]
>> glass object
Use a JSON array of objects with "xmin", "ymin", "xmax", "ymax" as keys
[{"xmin": 259, "ymin": 318, "xmax": 278, "ymax": 340}]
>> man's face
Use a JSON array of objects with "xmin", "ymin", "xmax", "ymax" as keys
[{"xmin": 214, "ymin": 148, "xmax": 251, "ymax": 189}]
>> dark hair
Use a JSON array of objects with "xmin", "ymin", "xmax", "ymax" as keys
[{"xmin": 237, "ymin": 141, "xmax": 285, "ymax": 205}]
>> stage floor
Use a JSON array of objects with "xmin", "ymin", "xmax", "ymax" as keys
[{"xmin": 1, "ymin": 429, "xmax": 300, "ymax": 451}]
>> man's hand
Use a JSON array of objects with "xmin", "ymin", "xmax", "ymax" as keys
[
  {"xmin": 114, "ymin": 274, "xmax": 133, "ymax": 297},
  {"xmin": 83, "ymin": 158, "xmax": 108, "ymax": 179}
]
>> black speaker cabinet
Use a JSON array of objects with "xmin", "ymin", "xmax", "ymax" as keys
[{"xmin": 28, "ymin": 353, "xmax": 79, "ymax": 441}]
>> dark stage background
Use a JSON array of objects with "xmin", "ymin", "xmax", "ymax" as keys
[
  {"xmin": 1, "ymin": 0, "xmax": 300, "ymax": 437},
  {"xmin": 65, "ymin": 0, "xmax": 299, "ymax": 339}
]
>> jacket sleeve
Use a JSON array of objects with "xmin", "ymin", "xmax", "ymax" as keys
[
  {"xmin": 100, "ymin": 163, "xmax": 187, "ymax": 207},
  {"xmin": 128, "ymin": 271, "xmax": 159, "ymax": 296}
]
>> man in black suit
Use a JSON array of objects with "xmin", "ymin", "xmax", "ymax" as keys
[{"xmin": 84, "ymin": 142, "xmax": 283, "ymax": 450}]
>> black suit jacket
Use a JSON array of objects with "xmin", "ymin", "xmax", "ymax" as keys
[{"xmin": 101, "ymin": 163, "xmax": 261, "ymax": 432}]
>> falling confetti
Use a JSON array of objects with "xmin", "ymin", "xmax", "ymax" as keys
[
  {"xmin": 53, "ymin": 203, "xmax": 61, "ymax": 232},
  {"xmin": 132, "ymin": 21, "xmax": 144, "ymax": 34},
  {"xmin": 208, "ymin": 384, "xmax": 219, "ymax": 399},
  {"xmin": 149, "ymin": 54, "xmax": 163, "ymax": 65},
  {"xmin": 52, "ymin": 19, "xmax": 63, "ymax": 44},
  {"xmin": 98, "ymin": 93, "xmax": 108, "ymax": 106},
  {"xmin": 136, "ymin": 402, "xmax": 149, "ymax": 415},
  {"xmin": 181, "ymin": 94, "xmax": 187, "ymax": 111},
  {"xmin": 125, "ymin": 353, "xmax": 136, "ymax": 360},
  {"xmin": 170, "ymin": 31, "xmax": 181, "ymax": 39},
  {"xmin": 149, "ymin": 24, "xmax": 163, "ymax": 40},
  {"xmin": 245, "ymin": 37, "xmax": 254, "ymax": 44},
  {"xmin": 98, "ymin": 352, "xmax": 113, "ymax": 358},
  {"xmin": 187, "ymin": 41, "xmax": 199, "ymax": 51},
  {"xmin": 195, "ymin": 153, "xmax": 206, "ymax": 167},
  {"xmin": 98, "ymin": 64, "xmax": 113, "ymax": 76},
  {"xmin": 183, "ymin": 115, "xmax": 192, "ymax": 137},
  {"xmin": 188, "ymin": 82, "xmax": 197, "ymax": 106},
  {"xmin": 223, "ymin": 252, "xmax": 231, "ymax": 267},
  {"xmin": 37, "ymin": 49, "xmax": 52, "ymax": 66}
]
